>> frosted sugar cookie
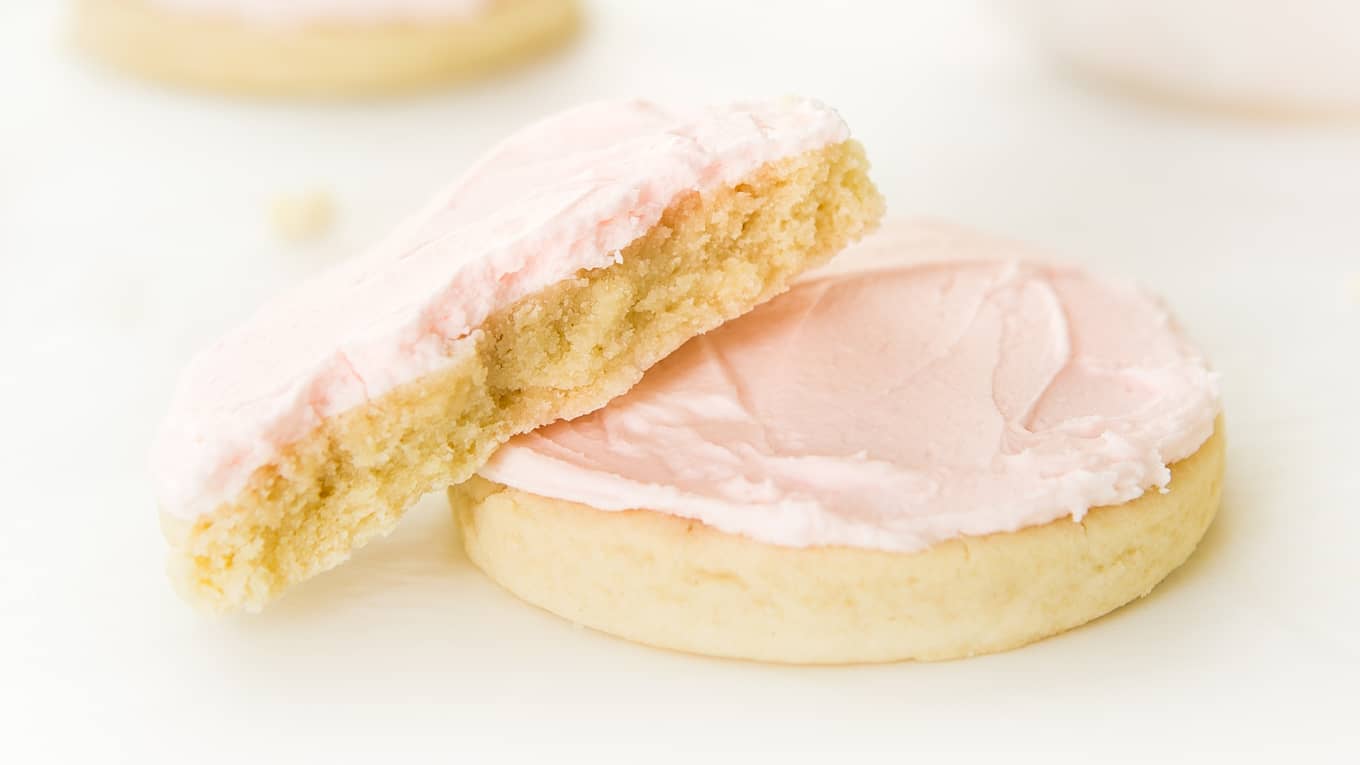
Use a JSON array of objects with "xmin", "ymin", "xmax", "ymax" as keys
[
  {"xmin": 452, "ymin": 221, "xmax": 1224, "ymax": 663},
  {"xmin": 74, "ymin": 0, "xmax": 581, "ymax": 96},
  {"xmin": 153, "ymin": 97, "xmax": 884, "ymax": 612}
]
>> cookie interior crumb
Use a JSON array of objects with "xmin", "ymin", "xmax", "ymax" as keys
[
  {"xmin": 163, "ymin": 140, "xmax": 884, "ymax": 613},
  {"xmin": 270, "ymin": 189, "xmax": 335, "ymax": 243}
]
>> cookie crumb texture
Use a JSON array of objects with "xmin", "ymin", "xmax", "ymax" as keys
[
  {"xmin": 73, "ymin": 0, "xmax": 581, "ymax": 97},
  {"xmin": 1345, "ymin": 273, "xmax": 1360, "ymax": 307},
  {"xmin": 162, "ymin": 141, "xmax": 884, "ymax": 613},
  {"xmin": 452, "ymin": 422, "xmax": 1225, "ymax": 664},
  {"xmin": 270, "ymin": 189, "xmax": 335, "ymax": 242}
]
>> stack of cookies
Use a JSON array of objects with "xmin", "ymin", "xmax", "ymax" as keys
[{"xmin": 152, "ymin": 96, "xmax": 1223, "ymax": 663}]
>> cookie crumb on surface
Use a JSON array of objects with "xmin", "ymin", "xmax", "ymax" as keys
[{"xmin": 270, "ymin": 189, "xmax": 335, "ymax": 242}]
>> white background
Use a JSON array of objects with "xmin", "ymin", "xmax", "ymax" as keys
[{"xmin": 2, "ymin": 1, "xmax": 1358, "ymax": 761}]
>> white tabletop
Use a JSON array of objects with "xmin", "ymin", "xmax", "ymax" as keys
[{"xmin": 2, "ymin": 1, "xmax": 1357, "ymax": 761}]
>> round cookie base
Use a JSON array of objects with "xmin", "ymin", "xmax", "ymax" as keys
[
  {"xmin": 73, "ymin": 0, "xmax": 581, "ymax": 97},
  {"xmin": 451, "ymin": 421, "xmax": 1225, "ymax": 664}
]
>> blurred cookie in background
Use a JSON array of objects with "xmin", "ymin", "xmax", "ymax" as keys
[
  {"xmin": 72, "ymin": 0, "xmax": 581, "ymax": 97},
  {"xmin": 1001, "ymin": 0, "xmax": 1360, "ymax": 119}
]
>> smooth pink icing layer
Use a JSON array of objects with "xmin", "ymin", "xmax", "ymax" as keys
[
  {"xmin": 152, "ymin": 97, "xmax": 850, "ymax": 520},
  {"xmin": 147, "ymin": 0, "xmax": 492, "ymax": 24},
  {"xmin": 481, "ymin": 221, "xmax": 1221, "ymax": 552}
]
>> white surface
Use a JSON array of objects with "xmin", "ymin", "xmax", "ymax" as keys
[
  {"xmin": 2, "ymin": 1, "xmax": 1357, "ymax": 761},
  {"xmin": 1002, "ymin": 0, "xmax": 1360, "ymax": 111}
]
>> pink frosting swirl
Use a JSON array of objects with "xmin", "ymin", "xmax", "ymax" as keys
[
  {"xmin": 151, "ymin": 97, "xmax": 851, "ymax": 519},
  {"xmin": 481, "ymin": 221, "xmax": 1222, "ymax": 551}
]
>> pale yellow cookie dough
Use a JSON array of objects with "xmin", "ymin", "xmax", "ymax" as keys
[
  {"xmin": 451, "ymin": 421, "xmax": 1225, "ymax": 664},
  {"xmin": 73, "ymin": 0, "xmax": 581, "ymax": 97},
  {"xmin": 163, "ymin": 141, "xmax": 884, "ymax": 613},
  {"xmin": 270, "ymin": 189, "xmax": 335, "ymax": 242}
]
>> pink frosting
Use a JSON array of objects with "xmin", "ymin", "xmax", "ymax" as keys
[
  {"xmin": 146, "ymin": 0, "xmax": 493, "ymax": 24},
  {"xmin": 152, "ymin": 97, "xmax": 851, "ymax": 520},
  {"xmin": 481, "ymin": 221, "xmax": 1222, "ymax": 552}
]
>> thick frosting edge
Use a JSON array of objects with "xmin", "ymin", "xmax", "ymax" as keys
[
  {"xmin": 144, "ymin": 0, "xmax": 496, "ymax": 25},
  {"xmin": 151, "ymin": 97, "xmax": 851, "ymax": 520},
  {"xmin": 480, "ymin": 221, "xmax": 1222, "ymax": 553}
]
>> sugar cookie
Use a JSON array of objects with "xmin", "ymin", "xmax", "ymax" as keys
[
  {"xmin": 74, "ymin": 0, "xmax": 581, "ymax": 96},
  {"xmin": 153, "ymin": 98, "xmax": 884, "ymax": 612},
  {"xmin": 453, "ymin": 222, "xmax": 1223, "ymax": 662}
]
